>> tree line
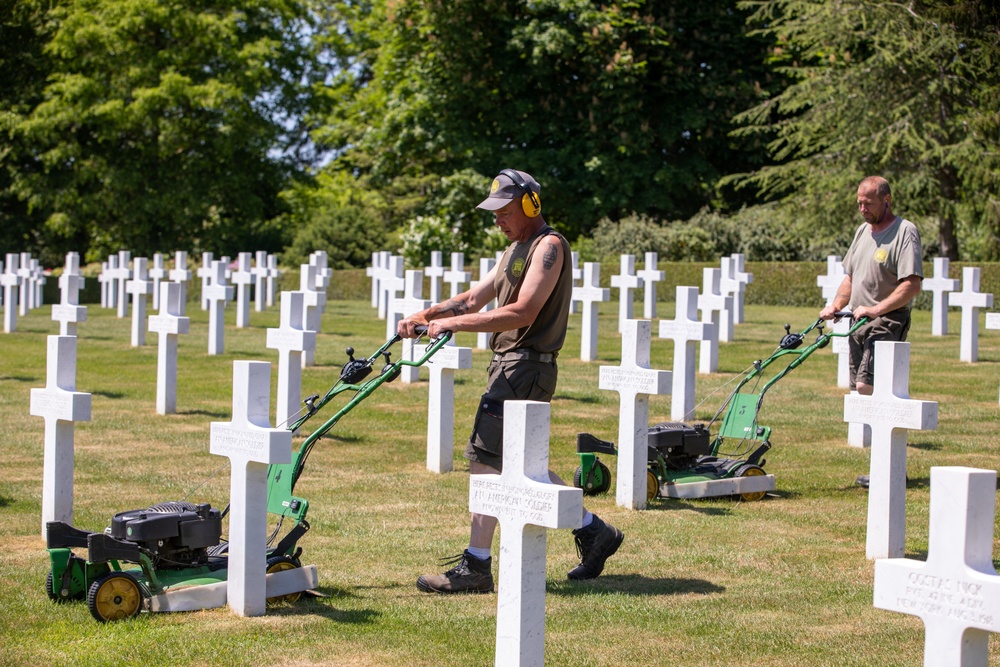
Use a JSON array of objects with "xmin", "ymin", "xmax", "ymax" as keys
[{"xmin": 2, "ymin": 0, "xmax": 997, "ymax": 269}]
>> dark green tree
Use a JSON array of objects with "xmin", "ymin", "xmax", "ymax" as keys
[
  {"xmin": 315, "ymin": 0, "xmax": 782, "ymax": 241},
  {"xmin": 725, "ymin": 0, "xmax": 1000, "ymax": 260},
  {"xmin": 7, "ymin": 0, "xmax": 329, "ymax": 264}
]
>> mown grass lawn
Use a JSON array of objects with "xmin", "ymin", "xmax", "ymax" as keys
[{"xmin": 1, "ymin": 297, "xmax": 998, "ymax": 667}]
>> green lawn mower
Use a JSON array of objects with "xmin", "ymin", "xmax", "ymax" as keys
[
  {"xmin": 45, "ymin": 329, "xmax": 451, "ymax": 622},
  {"xmin": 574, "ymin": 313, "xmax": 866, "ymax": 502}
]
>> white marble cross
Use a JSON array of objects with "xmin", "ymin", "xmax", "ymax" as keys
[
  {"xmin": 52, "ymin": 252, "xmax": 87, "ymax": 336},
  {"xmin": 205, "ymin": 260, "xmax": 234, "ymax": 356},
  {"xmin": 114, "ymin": 251, "xmax": 132, "ymax": 318},
  {"xmin": 599, "ymin": 319, "xmax": 671, "ymax": 509},
  {"xmin": 844, "ymin": 341, "xmax": 938, "ymax": 559},
  {"xmin": 197, "ymin": 251, "xmax": 215, "ymax": 311},
  {"xmin": 210, "ymin": 361, "xmax": 292, "ymax": 617},
  {"xmin": 126, "ymin": 257, "xmax": 153, "ymax": 347},
  {"xmin": 721, "ymin": 254, "xmax": 753, "ymax": 324},
  {"xmin": 425, "ymin": 339, "xmax": 473, "ymax": 473},
  {"xmin": 637, "ymin": 252, "xmax": 665, "ymax": 319},
  {"xmin": 266, "ymin": 291, "xmax": 315, "ymax": 430},
  {"xmin": 265, "ymin": 254, "xmax": 280, "ymax": 308},
  {"xmin": 373, "ymin": 251, "xmax": 393, "ymax": 316},
  {"xmin": 568, "ymin": 251, "xmax": 582, "ymax": 314},
  {"xmin": 18, "ymin": 252, "xmax": 34, "ymax": 315},
  {"xmin": 366, "ymin": 251, "xmax": 384, "ymax": 308},
  {"xmin": 378, "ymin": 255, "xmax": 404, "ymax": 321},
  {"xmin": 444, "ymin": 252, "xmax": 471, "ymax": 298},
  {"xmin": 310, "ymin": 250, "xmax": 332, "ymax": 321},
  {"xmin": 148, "ymin": 282, "xmax": 191, "ymax": 414},
  {"xmin": 469, "ymin": 401, "xmax": 583, "ymax": 667},
  {"xmin": 477, "ymin": 257, "xmax": 497, "ymax": 350},
  {"xmin": 610, "ymin": 255, "xmax": 643, "ymax": 333},
  {"xmin": 98, "ymin": 259, "xmax": 111, "ymax": 309},
  {"xmin": 874, "ymin": 466, "xmax": 1000, "ymax": 667},
  {"xmin": 148, "ymin": 253, "xmax": 167, "ymax": 311},
  {"xmin": 830, "ymin": 317, "xmax": 852, "ymax": 391},
  {"xmin": 987, "ymin": 313, "xmax": 1000, "ymax": 405},
  {"xmin": 252, "ymin": 251, "xmax": 269, "ymax": 313},
  {"xmin": 106, "ymin": 254, "xmax": 120, "ymax": 310},
  {"xmin": 950, "ymin": 267, "xmax": 994, "ymax": 363},
  {"xmin": 1, "ymin": 254, "xmax": 20, "ymax": 333},
  {"xmin": 697, "ymin": 268, "xmax": 732, "ymax": 373},
  {"xmin": 424, "ymin": 250, "xmax": 446, "ymax": 304},
  {"xmin": 390, "ymin": 270, "xmax": 431, "ymax": 383},
  {"xmin": 922, "ymin": 258, "xmax": 958, "ymax": 337},
  {"xmin": 299, "ymin": 263, "xmax": 325, "ymax": 366},
  {"xmin": 232, "ymin": 252, "xmax": 254, "ymax": 329},
  {"xmin": 816, "ymin": 255, "xmax": 846, "ymax": 305},
  {"xmin": 659, "ymin": 286, "xmax": 715, "ymax": 421},
  {"xmin": 168, "ymin": 250, "xmax": 192, "ymax": 316},
  {"xmin": 572, "ymin": 262, "xmax": 610, "ymax": 362},
  {"xmin": 31, "ymin": 258, "xmax": 46, "ymax": 310},
  {"xmin": 30, "ymin": 336, "xmax": 92, "ymax": 537}
]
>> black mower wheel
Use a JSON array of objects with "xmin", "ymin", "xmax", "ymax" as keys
[
  {"xmin": 646, "ymin": 470, "xmax": 659, "ymax": 502},
  {"xmin": 87, "ymin": 571, "xmax": 144, "ymax": 622},
  {"xmin": 734, "ymin": 464, "xmax": 768, "ymax": 502},
  {"xmin": 573, "ymin": 460, "xmax": 612, "ymax": 496},
  {"xmin": 45, "ymin": 571, "xmax": 64, "ymax": 602},
  {"xmin": 266, "ymin": 555, "xmax": 303, "ymax": 604}
]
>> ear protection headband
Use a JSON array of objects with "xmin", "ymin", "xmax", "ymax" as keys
[{"xmin": 500, "ymin": 169, "xmax": 541, "ymax": 218}]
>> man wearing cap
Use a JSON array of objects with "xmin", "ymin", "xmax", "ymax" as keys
[{"xmin": 398, "ymin": 169, "xmax": 624, "ymax": 593}]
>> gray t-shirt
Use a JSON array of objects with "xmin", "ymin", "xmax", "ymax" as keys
[{"xmin": 842, "ymin": 216, "xmax": 924, "ymax": 310}]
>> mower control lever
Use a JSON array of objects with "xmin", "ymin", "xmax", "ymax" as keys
[
  {"xmin": 779, "ymin": 323, "xmax": 804, "ymax": 350},
  {"xmin": 340, "ymin": 346, "xmax": 374, "ymax": 384}
]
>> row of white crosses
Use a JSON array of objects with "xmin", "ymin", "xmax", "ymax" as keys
[{"xmin": 2, "ymin": 252, "xmax": 49, "ymax": 332}]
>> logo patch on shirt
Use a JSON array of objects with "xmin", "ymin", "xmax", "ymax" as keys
[
  {"xmin": 873, "ymin": 248, "xmax": 888, "ymax": 264},
  {"xmin": 511, "ymin": 257, "xmax": 526, "ymax": 277}
]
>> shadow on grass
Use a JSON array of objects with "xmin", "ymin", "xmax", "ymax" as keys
[
  {"xmin": 549, "ymin": 574, "xmax": 724, "ymax": 597},
  {"xmin": 905, "ymin": 476, "xmax": 930, "ymax": 489},
  {"xmin": 907, "ymin": 441, "xmax": 942, "ymax": 451},
  {"xmin": 555, "ymin": 393, "xmax": 602, "ymax": 405},
  {"xmin": 644, "ymin": 500, "xmax": 734, "ymax": 516},
  {"xmin": 179, "ymin": 408, "xmax": 231, "ymax": 418},
  {"xmin": 91, "ymin": 389, "xmax": 126, "ymax": 399},
  {"xmin": 0, "ymin": 495, "xmax": 11, "ymax": 508},
  {"xmin": 267, "ymin": 587, "xmax": 381, "ymax": 625},
  {"xmin": 0, "ymin": 374, "xmax": 36, "ymax": 382}
]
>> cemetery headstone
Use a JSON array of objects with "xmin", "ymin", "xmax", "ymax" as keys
[
  {"xmin": 232, "ymin": 252, "xmax": 254, "ymax": 328},
  {"xmin": 425, "ymin": 339, "xmax": 473, "ymax": 473},
  {"xmin": 390, "ymin": 270, "xmax": 430, "ymax": 384},
  {"xmin": 197, "ymin": 251, "xmax": 214, "ymax": 311},
  {"xmin": 149, "ymin": 253, "xmax": 167, "ymax": 311},
  {"xmin": 210, "ymin": 361, "xmax": 292, "ymax": 617},
  {"xmin": 366, "ymin": 251, "xmax": 383, "ymax": 309},
  {"xmin": 637, "ymin": 252, "xmax": 665, "ymax": 320},
  {"xmin": 424, "ymin": 250, "xmax": 446, "ymax": 304},
  {"xmin": 265, "ymin": 254, "xmax": 280, "ymax": 308},
  {"xmin": 148, "ymin": 282, "xmax": 191, "ymax": 414},
  {"xmin": 922, "ymin": 257, "xmax": 959, "ymax": 337},
  {"xmin": 568, "ymin": 251, "xmax": 582, "ymax": 315},
  {"xmin": 599, "ymin": 319, "xmax": 671, "ymax": 509},
  {"xmin": 477, "ymin": 257, "xmax": 496, "ymax": 350},
  {"xmin": 843, "ymin": 341, "xmax": 938, "ymax": 560},
  {"xmin": 816, "ymin": 255, "xmax": 846, "ymax": 305},
  {"xmin": 266, "ymin": 291, "xmax": 315, "ymax": 430},
  {"xmin": 987, "ymin": 312, "xmax": 1000, "ymax": 404},
  {"xmin": 18, "ymin": 252, "xmax": 34, "ymax": 315},
  {"xmin": 610, "ymin": 254, "xmax": 643, "ymax": 333},
  {"xmin": 697, "ymin": 267, "xmax": 731, "ymax": 373},
  {"xmin": 949, "ymin": 266, "xmax": 994, "ymax": 363},
  {"xmin": 98, "ymin": 260, "xmax": 111, "ymax": 309},
  {"xmin": 115, "ymin": 250, "xmax": 132, "ymax": 319},
  {"xmin": 379, "ymin": 255, "xmax": 405, "ymax": 321},
  {"xmin": 168, "ymin": 250, "xmax": 192, "ymax": 316},
  {"xmin": 723, "ymin": 253, "xmax": 753, "ymax": 324},
  {"xmin": 572, "ymin": 262, "xmax": 610, "ymax": 362},
  {"xmin": 659, "ymin": 286, "xmax": 715, "ymax": 422},
  {"xmin": 1, "ymin": 254, "xmax": 19, "ymax": 333},
  {"xmin": 30, "ymin": 336, "xmax": 92, "ymax": 537},
  {"xmin": 874, "ymin": 466, "xmax": 1000, "ymax": 667},
  {"xmin": 126, "ymin": 257, "xmax": 152, "ymax": 347},
  {"xmin": 252, "ymin": 251, "xmax": 269, "ymax": 313},
  {"xmin": 205, "ymin": 260, "xmax": 234, "ymax": 356},
  {"xmin": 52, "ymin": 252, "xmax": 87, "ymax": 336},
  {"xmin": 468, "ymin": 401, "xmax": 583, "ymax": 667},
  {"xmin": 106, "ymin": 254, "xmax": 120, "ymax": 310},
  {"xmin": 444, "ymin": 252, "xmax": 471, "ymax": 298},
  {"xmin": 310, "ymin": 250, "xmax": 333, "ymax": 320},
  {"xmin": 299, "ymin": 263, "xmax": 324, "ymax": 367}
]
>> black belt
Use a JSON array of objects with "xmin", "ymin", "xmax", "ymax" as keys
[{"xmin": 491, "ymin": 349, "xmax": 555, "ymax": 364}]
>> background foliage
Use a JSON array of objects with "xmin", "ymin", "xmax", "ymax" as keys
[{"xmin": 1, "ymin": 0, "xmax": 998, "ymax": 268}]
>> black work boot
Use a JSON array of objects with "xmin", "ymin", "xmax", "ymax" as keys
[
  {"xmin": 416, "ymin": 550, "xmax": 494, "ymax": 594},
  {"xmin": 568, "ymin": 515, "xmax": 624, "ymax": 580}
]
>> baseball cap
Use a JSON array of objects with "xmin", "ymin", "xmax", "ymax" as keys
[{"xmin": 476, "ymin": 170, "xmax": 541, "ymax": 211}]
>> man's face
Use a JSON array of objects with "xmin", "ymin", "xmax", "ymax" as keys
[
  {"xmin": 857, "ymin": 186, "xmax": 889, "ymax": 226},
  {"xmin": 492, "ymin": 201, "xmax": 530, "ymax": 242}
]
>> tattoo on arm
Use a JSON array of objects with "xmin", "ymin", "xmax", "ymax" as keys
[
  {"xmin": 438, "ymin": 298, "xmax": 469, "ymax": 318},
  {"xmin": 542, "ymin": 244, "xmax": 558, "ymax": 270}
]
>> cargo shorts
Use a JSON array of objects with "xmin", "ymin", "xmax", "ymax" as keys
[
  {"xmin": 849, "ymin": 308, "xmax": 911, "ymax": 390},
  {"xmin": 465, "ymin": 358, "xmax": 558, "ymax": 472}
]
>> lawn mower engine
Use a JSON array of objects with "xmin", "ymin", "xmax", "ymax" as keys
[
  {"xmin": 98, "ymin": 501, "xmax": 223, "ymax": 568},
  {"xmin": 647, "ymin": 421, "xmax": 713, "ymax": 470}
]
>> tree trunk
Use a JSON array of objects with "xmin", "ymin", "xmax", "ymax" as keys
[{"xmin": 936, "ymin": 166, "xmax": 960, "ymax": 260}]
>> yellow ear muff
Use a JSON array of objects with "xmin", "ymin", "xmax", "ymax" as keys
[{"xmin": 521, "ymin": 191, "xmax": 541, "ymax": 218}]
